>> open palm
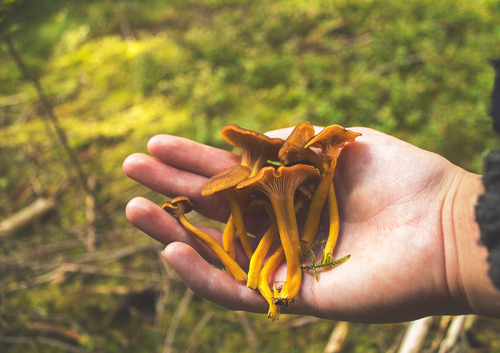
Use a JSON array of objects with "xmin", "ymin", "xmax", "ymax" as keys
[{"xmin": 123, "ymin": 127, "xmax": 468, "ymax": 323}]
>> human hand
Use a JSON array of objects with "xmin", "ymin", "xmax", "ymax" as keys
[{"xmin": 123, "ymin": 127, "xmax": 480, "ymax": 323}]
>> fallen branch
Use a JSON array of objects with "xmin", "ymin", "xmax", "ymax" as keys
[
  {"xmin": 236, "ymin": 311, "xmax": 260, "ymax": 353},
  {"xmin": 85, "ymin": 174, "xmax": 97, "ymax": 253},
  {"xmin": 163, "ymin": 288, "xmax": 195, "ymax": 353},
  {"xmin": 323, "ymin": 321, "xmax": 350, "ymax": 353},
  {"xmin": 437, "ymin": 315, "xmax": 469, "ymax": 353},
  {"xmin": 25, "ymin": 322, "xmax": 84, "ymax": 344},
  {"xmin": 0, "ymin": 335, "xmax": 93, "ymax": 353},
  {"xmin": 397, "ymin": 316, "xmax": 434, "ymax": 353},
  {"xmin": 183, "ymin": 311, "xmax": 214, "ymax": 353},
  {"xmin": 0, "ymin": 197, "xmax": 56, "ymax": 239},
  {"xmin": 430, "ymin": 316, "xmax": 453, "ymax": 351}
]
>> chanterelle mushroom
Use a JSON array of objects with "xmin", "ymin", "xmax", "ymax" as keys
[
  {"xmin": 278, "ymin": 121, "xmax": 322, "ymax": 170},
  {"xmin": 208, "ymin": 125, "xmax": 285, "ymax": 261},
  {"xmin": 162, "ymin": 196, "xmax": 248, "ymax": 283},
  {"xmin": 302, "ymin": 125, "xmax": 361, "ymax": 264},
  {"xmin": 237, "ymin": 165, "xmax": 320, "ymax": 307}
]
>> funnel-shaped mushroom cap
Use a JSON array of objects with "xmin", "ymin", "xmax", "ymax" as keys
[
  {"xmin": 201, "ymin": 165, "xmax": 251, "ymax": 196},
  {"xmin": 305, "ymin": 125, "xmax": 361, "ymax": 165},
  {"xmin": 221, "ymin": 125, "xmax": 284, "ymax": 174},
  {"xmin": 278, "ymin": 121, "xmax": 317, "ymax": 165},
  {"xmin": 305, "ymin": 125, "xmax": 361, "ymax": 150},
  {"xmin": 162, "ymin": 196, "xmax": 195, "ymax": 216},
  {"xmin": 237, "ymin": 165, "xmax": 320, "ymax": 199}
]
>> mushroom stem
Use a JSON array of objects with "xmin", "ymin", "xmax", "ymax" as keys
[
  {"xmin": 222, "ymin": 215, "xmax": 236, "ymax": 259},
  {"xmin": 225, "ymin": 188, "xmax": 254, "ymax": 260},
  {"xmin": 271, "ymin": 194, "xmax": 302, "ymax": 303},
  {"xmin": 258, "ymin": 246, "xmax": 284, "ymax": 320},
  {"xmin": 322, "ymin": 182, "xmax": 340, "ymax": 264},
  {"xmin": 176, "ymin": 213, "xmax": 248, "ymax": 283},
  {"xmin": 247, "ymin": 223, "xmax": 278, "ymax": 289},
  {"xmin": 247, "ymin": 199, "xmax": 306, "ymax": 289},
  {"xmin": 300, "ymin": 163, "xmax": 336, "ymax": 256}
]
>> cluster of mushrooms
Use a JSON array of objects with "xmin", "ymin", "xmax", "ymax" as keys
[{"xmin": 162, "ymin": 122, "xmax": 361, "ymax": 320}]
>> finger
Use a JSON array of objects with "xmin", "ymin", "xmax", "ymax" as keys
[
  {"xmin": 162, "ymin": 242, "xmax": 267, "ymax": 313},
  {"xmin": 123, "ymin": 153, "xmax": 231, "ymax": 221},
  {"xmin": 147, "ymin": 134, "xmax": 241, "ymax": 177}
]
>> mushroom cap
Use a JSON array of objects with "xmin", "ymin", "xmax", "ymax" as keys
[
  {"xmin": 220, "ymin": 124, "xmax": 285, "ymax": 168},
  {"xmin": 304, "ymin": 124, "xmax": 361, "ymax": 151},
  {"xmin": 201, "ymin": 165, "xmax": 252, "ymax": 196},
  {"xmin": 161, "ymin": 196, "xmax": 195, "ymax": 216},
  {"xmin": 237, "ymin": 165, "xmax": 320, "ymax": 199},
  {"xmin": 278, "ymin": 121, "xmax": 316, "ymax": 165}
]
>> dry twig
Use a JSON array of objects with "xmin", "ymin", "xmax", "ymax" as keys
[
  {"xmin": 0, "ymin": 197, "xmax": 56, "ymax": 239},
  {"xmin": 162, "ymin": 288, "xmax": 195, "ymax": 353},
  {"xmin": 323, "ymin": 321, "xmax": 350, "ymax": 353},
  {"xmin": 397, "ymin": 316, "xmax": 434, "ymax": 353}
]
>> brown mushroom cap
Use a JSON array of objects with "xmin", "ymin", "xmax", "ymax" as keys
[
  {"xmin": 237, "ymin": 165, "xmax": 320, "ymax": 198},
  {"xmin": 162, "ymin": 196, "xmax": 195, "ymax": 216},
  {"xmin": 201, "ymin": 165, "xmax": 251, "ymax": 196},
  {"xmin": 278, "ymin": 121, "xmax": 318, "ymax": 166},
  {"xmin": 221, "ymin": 124, "xmax": 285, "ymax": 175},
  {"xmin": 304, "ymin": 125, "xmax": 361, "ymax": 164}
]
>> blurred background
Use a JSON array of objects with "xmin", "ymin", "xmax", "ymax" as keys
[{"xmin": 1, "ymin": 0, "xmax": 500, "ymax": 352}]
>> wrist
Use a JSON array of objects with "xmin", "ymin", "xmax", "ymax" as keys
[{"xmin": 445, "ymin": 170, "xmax": 500, "ymax": 317}]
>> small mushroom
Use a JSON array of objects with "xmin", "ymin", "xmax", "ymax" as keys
[
  {"xmin": 162, "ymin": 196, "xmax": 248, "ymax": 283},
  {"xmin": 302, "ymin": 125, "xmax": 361, "ymax": 264},
  {"xmin": 237, "ymin": 165, "xmax": 320, "ymax": 305},
  {"xmin": 278, "ymin": 121, "xmax": 323, "ymax": 170},
  {"xmin": 221, "ymin": 124, "xmax": 284, "ymax": 177},
  {"xmin": 202, "ymin": 165, "xmax": 253, "ymax": 259},
  {"xmin": 202, "ymin": 125, "xmax": 285, "ymax": 262}
]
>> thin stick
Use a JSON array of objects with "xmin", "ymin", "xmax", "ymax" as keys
[
  {"xmin": 0, "ymin": 198, "xmax": 55, "ymax": 239},
  {"xmin": 236, "ymin": 311, "xmax": 260, "ymax": 353},
  {"xmin": 183, "ymin": 311, "xmax": 214, "ymax": 353},
  {"xmin": 437, "ymin": 315, "xmax": 466, "ymax": 353},
  {"xmin": 163, "ymin": 288, "xmax": 195, "ymax": 353},
  {"xmin": 397, "ymin": 316, "xmax": 434, "ymax": 353},
  {"xmin": 323, "ymin": 321, "xmax": 350, "ymax": 353},
  {"xmin": 2, "ymin": 35, "xmax": 90, "ymax": 193}
]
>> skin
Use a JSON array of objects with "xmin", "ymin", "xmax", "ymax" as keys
[{"xmin": 123, "ymin": 127, "xmax": 500, "ymax": 323}]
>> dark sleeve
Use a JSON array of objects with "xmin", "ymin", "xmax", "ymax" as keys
[{"xmin": 475, "ymin": 59, "xmax": 500, "ymax": 290}]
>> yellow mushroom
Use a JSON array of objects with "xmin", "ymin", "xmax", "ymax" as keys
[
  {"xmin": 303, "ymin": 125, "xmax": 361, "ymax": 264},
  {"xmin": 162, "ymin": 196, "xmax": 248, "ymax": 283},
  {"xmin": 237, "ymin": 165, "xmax": 320, "ymax": 306}
]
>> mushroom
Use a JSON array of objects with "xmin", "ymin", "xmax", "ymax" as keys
[
  {"xmin": 221, "ymin": 124, "xmax": 285, "ymax": 178},
  {"xmin": 302, "ymin": 125, "xmax": 361, "ymax": 264},
  {"xmin": 278, "ymin": 121, "xmax": 323, "ymax": 171},
  {"xmin": 202, "ymin": 125, "xmax": 285, "ymax": 261},
  {"xmin": 201, "ymin": 165, "xmax": 253, "ymax": 259},
  {"xmin": 237, "ymin": 165, "xmax": 320, "ymax": 306},
  {"xmin": 162, "ymin": 196, "xmax": 248, "ymax": 283}
]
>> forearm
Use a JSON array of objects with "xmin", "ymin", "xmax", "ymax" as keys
[{"xmin": 448, "ymin": 170, "xmax": 500, "ymax": 317}]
